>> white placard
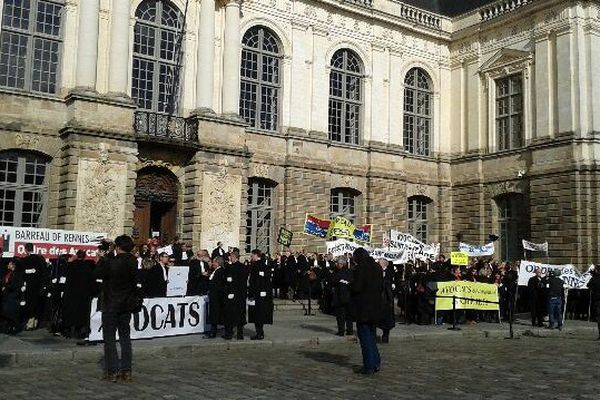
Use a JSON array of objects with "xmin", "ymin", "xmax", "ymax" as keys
[{"xmin": 166, "ymin": 266, "xmax": 189, "ymax": 297}]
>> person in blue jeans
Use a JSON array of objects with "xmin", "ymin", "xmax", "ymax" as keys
[
  {"xmin": 546, "ymin": 270, "xmax": 564, "ymax": 330},
  {"xmin": 351, "ymin": 248, "xmax": 383, "ymax": 375}
]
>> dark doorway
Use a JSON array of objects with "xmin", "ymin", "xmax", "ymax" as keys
[{"xmin": 133, "ymin": 167, "xmax": 178, "ymax": 245}]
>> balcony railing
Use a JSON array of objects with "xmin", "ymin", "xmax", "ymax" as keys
[
  {"xmin": 398, "ymin": 3, "xmax": 442, "ymax": 29},
  {"xmin": 133, "ymin": 111, "xmax": 198, "ymax": 144},
  {"xmin": 344, "ymin": 0, "xmax": 373, "ymax": 8},
  {"xmin": 479, "ymin": 0, "xmax": 536, "ymax": 21}
]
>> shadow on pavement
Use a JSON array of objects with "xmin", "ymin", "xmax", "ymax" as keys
[
  {"xmin": 299, "ymin": 324, "xmax": 337, "ymax": 335},
  {"xmin": 297, "ymin": 350, "xmax": 355, "ymax": 370}
]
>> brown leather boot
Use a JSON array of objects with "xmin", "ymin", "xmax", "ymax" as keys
[
  {"xmin": 101, "ymin": 372, "xmax": 118, "ymax": 383},
  {"xmin": 119, "ymin": 370, "xmax": 133, "ymax": 383}
]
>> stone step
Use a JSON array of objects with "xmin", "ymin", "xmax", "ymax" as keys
[{"xmin": 273, "ymin": 299, "xmax": 313, "ymax": 312}]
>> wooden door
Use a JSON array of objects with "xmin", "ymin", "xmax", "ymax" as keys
[
  {"xmin": 133, "ymin": 201, "xmax": 151, "ymax": 245},
  {"xmin": 160, "ymin": 202, "xmax": 177, "ymax": 244}
]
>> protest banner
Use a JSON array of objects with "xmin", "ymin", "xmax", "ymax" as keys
[
  {"xmin": 450, "ymin": 252, "xmax": 469, "ymax": 266},
  {"xmin": 166, "ymin": 266, "xmax": 189, "ymax": 297},
  {"xmin": 157, "ymin": 244, "xmax": 174, "ymax": 255},
  {"xmin": 518, "ymin": 261, "xmax": 591, "ymax": 289},
  {"xmin": 325, "ymin": 239, "xmax": 406, "ymax": 262},
  {"xmin": 458, "ymin": 242, "xmax": 495, "ymax": 257},
  {"xmin": 0, "ymin": 226, "xmax": 105, "ymax": 260},
  {"xmin": 388, "ymin": 230, "xmax": 440, "ymax": 262},
  {"xmin": 435, "ymin": 281, "xmax": 499, "ymax": 311},
  {"xmin": 88, "ymin": 296, "xmax": 209, "ymax": 341},
  {"xmin": 277, "ymin": 227, "xmax": 293, "ymax": 246},
  {"xmin": 522, "ymin": 240, "xmax": 548, "ymax": 253},
  {"xmin": 304, "ymin": 214, "xmax": 372, "ymax": 243},
  {"xmin": 303, "ymin": 214, "xmax": 330, "ymax": 238}
]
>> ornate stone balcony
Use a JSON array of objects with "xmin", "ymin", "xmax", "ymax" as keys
[
  {"xmin": 344, "ymin": 0, "xmax": 373, "ymax": 8},
  {"xmin": 397, "ymin": 2, "xmax": 442, "ymax": 29},
  {"xmin": 133, "ymin": 111, "xmax": 198, "ymax": 145},
  {"xmin": 479, "ymin": 0, "xmax": 536, "ymax": 21}
]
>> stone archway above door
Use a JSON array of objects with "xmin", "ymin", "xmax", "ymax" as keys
[{"xmin": 135, "ymin": 166, "xmax": 179, "ymax": 203}]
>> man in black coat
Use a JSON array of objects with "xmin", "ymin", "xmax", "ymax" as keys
[
  {"xmin": 187, "ymin": 250, "xmax": 210, "ymax": 296},
  {"xmin": 546, "ymin": 270, "xmax": 565, "ymax": 330},
  {"xmin": 248, "ymin": 249, "xmax": 273, "ymax": 340},
  {"xmin": 62, "ymin": 250, "xmax": 96, "ymax": 339},
  {"xmin": 330, "ymin": 255, "xmax": 353, "ymax": 336},
  {"xmin": 143, "ymin": 253, "xmax": 169, "ymax": 298},
  {"xmin": 21, "ymin": 243, "xmax": 46, "ymax": 330},
  {"xmin": 206, "ymin": 256, "xmax": 225, "ymax": 338},
  {"xmin": 587, "ymin": 268, "xmax": 600, "ymax": 339},
  {"xmin": 377, "ymin": 258, "xmax": 395, "ymax": 343},
  {"xmin": 95, "ymin": 235, "xmax": 138, "ymax": 382},
  {"xmin": 211, "ymin": 242, "xmax": 226, "ymax": 260},
  {"xmin": 527, "ymin": 267, "xmax": 546, "ymax": 327},
  {"xmin": 352, "ymin": 248, "xmax": 383, "ymax": 375},
  {"xmin": 222, "ymin": 248, "xmax": 248, "ymax": 340}
]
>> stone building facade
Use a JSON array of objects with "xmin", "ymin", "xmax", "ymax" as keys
[{"xmin": 0, "ymin": 0, "xmax": 599, "ymax": 265}]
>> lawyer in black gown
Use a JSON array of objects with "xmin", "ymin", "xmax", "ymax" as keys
[
  {"xmin": 143, "ymin": 253, "xmax": 169, "ymax": 298},
  {"xmin": 377, "ymin": 258, "xmax": 396, "ymax": 343},
  {"xmin": 206, "ymin": 256, "xmax": 225, "ymax": 338},
  {"xmin": 330, "ymin": 255, "xmax": 353, "ymax": 336},
  {"xmin": 21, "ymin": 243, "xmax": 46, "ymax": 329},
  {"xmin": 62, "ymin": 250, "xmax": 96, "ymax": 338},
  {"xmin": 222, "ymin": 249, "xmax": 248, "ymax": 340},
  {"xmin": 247, "ymin": 250, "xmax": 273, "ymax": 340}
]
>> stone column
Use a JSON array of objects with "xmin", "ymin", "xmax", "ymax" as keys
[
  {"xmin": 221, "ymin": 0, "xmax": 241, "ymax": 116},
  {"xmin": 108, "ymin": 0, "xmax": 131, "ymax": 96},
  {"xmin": 75, "ymin": 0, "xmax": 100, "ymax": 90},
  {"xmin": 195, "ymin": 0, "xmax": 216, "ymax": 113}
]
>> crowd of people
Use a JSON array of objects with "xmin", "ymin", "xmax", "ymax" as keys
[{"xmin": 2, "ymin": 235, "xmax": 600, "ymax": 379}]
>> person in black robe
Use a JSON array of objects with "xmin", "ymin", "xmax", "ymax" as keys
[
  {"xmin": 330, "ymin": 255, "xmax": 353, "ymax": 336},
  {"xmin": 62, "ymin": 250, "xmax": 96, "ymax": 339},
  {"xmin": 0, "ymin": 259, "xmax": 24, "ymax": 334},
  {"xmin": 143, "ymin": 253, "xmax": 169, "ymax": 297},
  {"xmin": 377, "ymin": 258, "xmax": 396, "ymax": 343},
  {"xmin": 206, "ymin": 256, "xmax": 225, "ymax": 338},
  {"xmin": 283, "ymin": 252, "xmax": 298, "ymax": 299},
  {"xmin": 586, "ymin": 268, "xmax": 600, "ymax": 339},
  {"xmin": 296, "ymin": 252, "xmax": 310, "ymax": 299},
  {"xmin": 247, "ymin": 250, "xmax": 273, "ymax": 340},
  {"xmin": 222, "ymin": 248, "xmax": 248, "ymax": 340},
  {"xmin": 527, "ymin": 267, "xmax": 546, "ymax": 327},
  {"xmin": 21, "ymin": 243, "xmax": 46, "ymax": 330},
  {"xmin": 48, "ymin": 254, "xmax": 69, "ymax": 335},
  {"xmin": 187, "ymin": 250, "xmax": 210, "ymax": 296},
  {"xmin": 211, "ymin": 242, "xmax": 226, "ymax": 260}
]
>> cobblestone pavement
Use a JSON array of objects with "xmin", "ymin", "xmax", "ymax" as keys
[{"xmin": 2, "ymin": 333, "xmax": 599, "ymax": 400}]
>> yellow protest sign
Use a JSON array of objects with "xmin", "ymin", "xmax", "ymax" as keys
[
  {"xmin": 435, "ymin": 281, "xmax": 499, "ymax": 311},
  {"xmin": 450, "ymin": 251, "xmax": 469, "ymax": 266},
  {"xmin": 326, "ymin": 216, "xmax": 355, "ymax": 240}
]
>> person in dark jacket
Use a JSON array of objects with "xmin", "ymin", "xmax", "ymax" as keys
[
  {"xmin": 248, "ymin": 249, "xmax": 274, "ymax": 340},
  {"xmin": 331, "ymin": 255, "xmax": 353, "ymax": 336},
  {"xmin": 527, "ymin": 267, "xmax": 546, "ymax": 327},
  {"xmin": 62, "ymin": 250, "xmax": 96, "ymax": 339},
  {"xmin": 0, "ymin": 259, "xmax": 24, "ymax": 334},
  {"xmin": 206, "ymin": 256, "xmax": 225, "ymax": 338},
  {"xmin": 587, "ymin": 267, "xmax": 600, "ymax": 339},
  {"xmin": 545, "ymin": 270, "xmax": 565, "ymax": 330},
  {"xmin": 187, "ymin": 250, "xmax": 210, "ymax": 296},
  {"xmin": 352, "ymin": 248, "xmax": 383, "ymax": 375},
  {"xmin": 222, "ymin": 248, "xmax": 248, "ymax": 340},
  {"xmin": 377, "ymin": 258, "xmax": 396, "ymax": 343},
  {"xmin": 95, "ymin": 235, "xmax": 138, "ymax": 383},
  {"xmin": 143, "ymin": 252, "xmax": 169, "ymax": 298}
]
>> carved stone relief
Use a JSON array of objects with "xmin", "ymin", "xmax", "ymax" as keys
[
  {"xmin": 74, "ymin": 158, "xmax": 128, "ymax": 238},
  {"xmin": 484, "ymin": 180, "xmax": 526, "ymax": 199},
  {"xmin": 200, "ymin": 171, "xmax": 242, "ymax": 251},
  {"xmin": 15, "ymin": 133, "xmax": 40, "ymax": 149}
]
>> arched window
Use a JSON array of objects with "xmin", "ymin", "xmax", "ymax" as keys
[
  {"xmin": 246, "ymin": 179, "xmax": 276, "ymax": 254},
  {"xmin": 132, "ymin": 0, "xmax": 184, "ymax": 114},
  {"xmin": 407, "ymin": 196, "xmax": 431, "ymax": 243},
  {"xmin": 496, "ymin": 194, "xmax": 526, "ymax": 261},
  {"xmin": 329, "ymin": 49, "xmax": 362, "ymax": 145},
  {"xmin": 404, "ymin": 68, "xmax": 433, "ymax": 156},
  {"xmin": 240, "ymin": 26, "xmax": 282, "ymax": 131},
  {"xmin": 0, "ymin": 151, "xmax": 49, "ymax": 227},
  {"xmin": 0, "ymin": 0, "xmax": 63, "ymax": 94},
  {"xmin": 330, "ymin": 188, "xmax": 359, "ymax": 223}
]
